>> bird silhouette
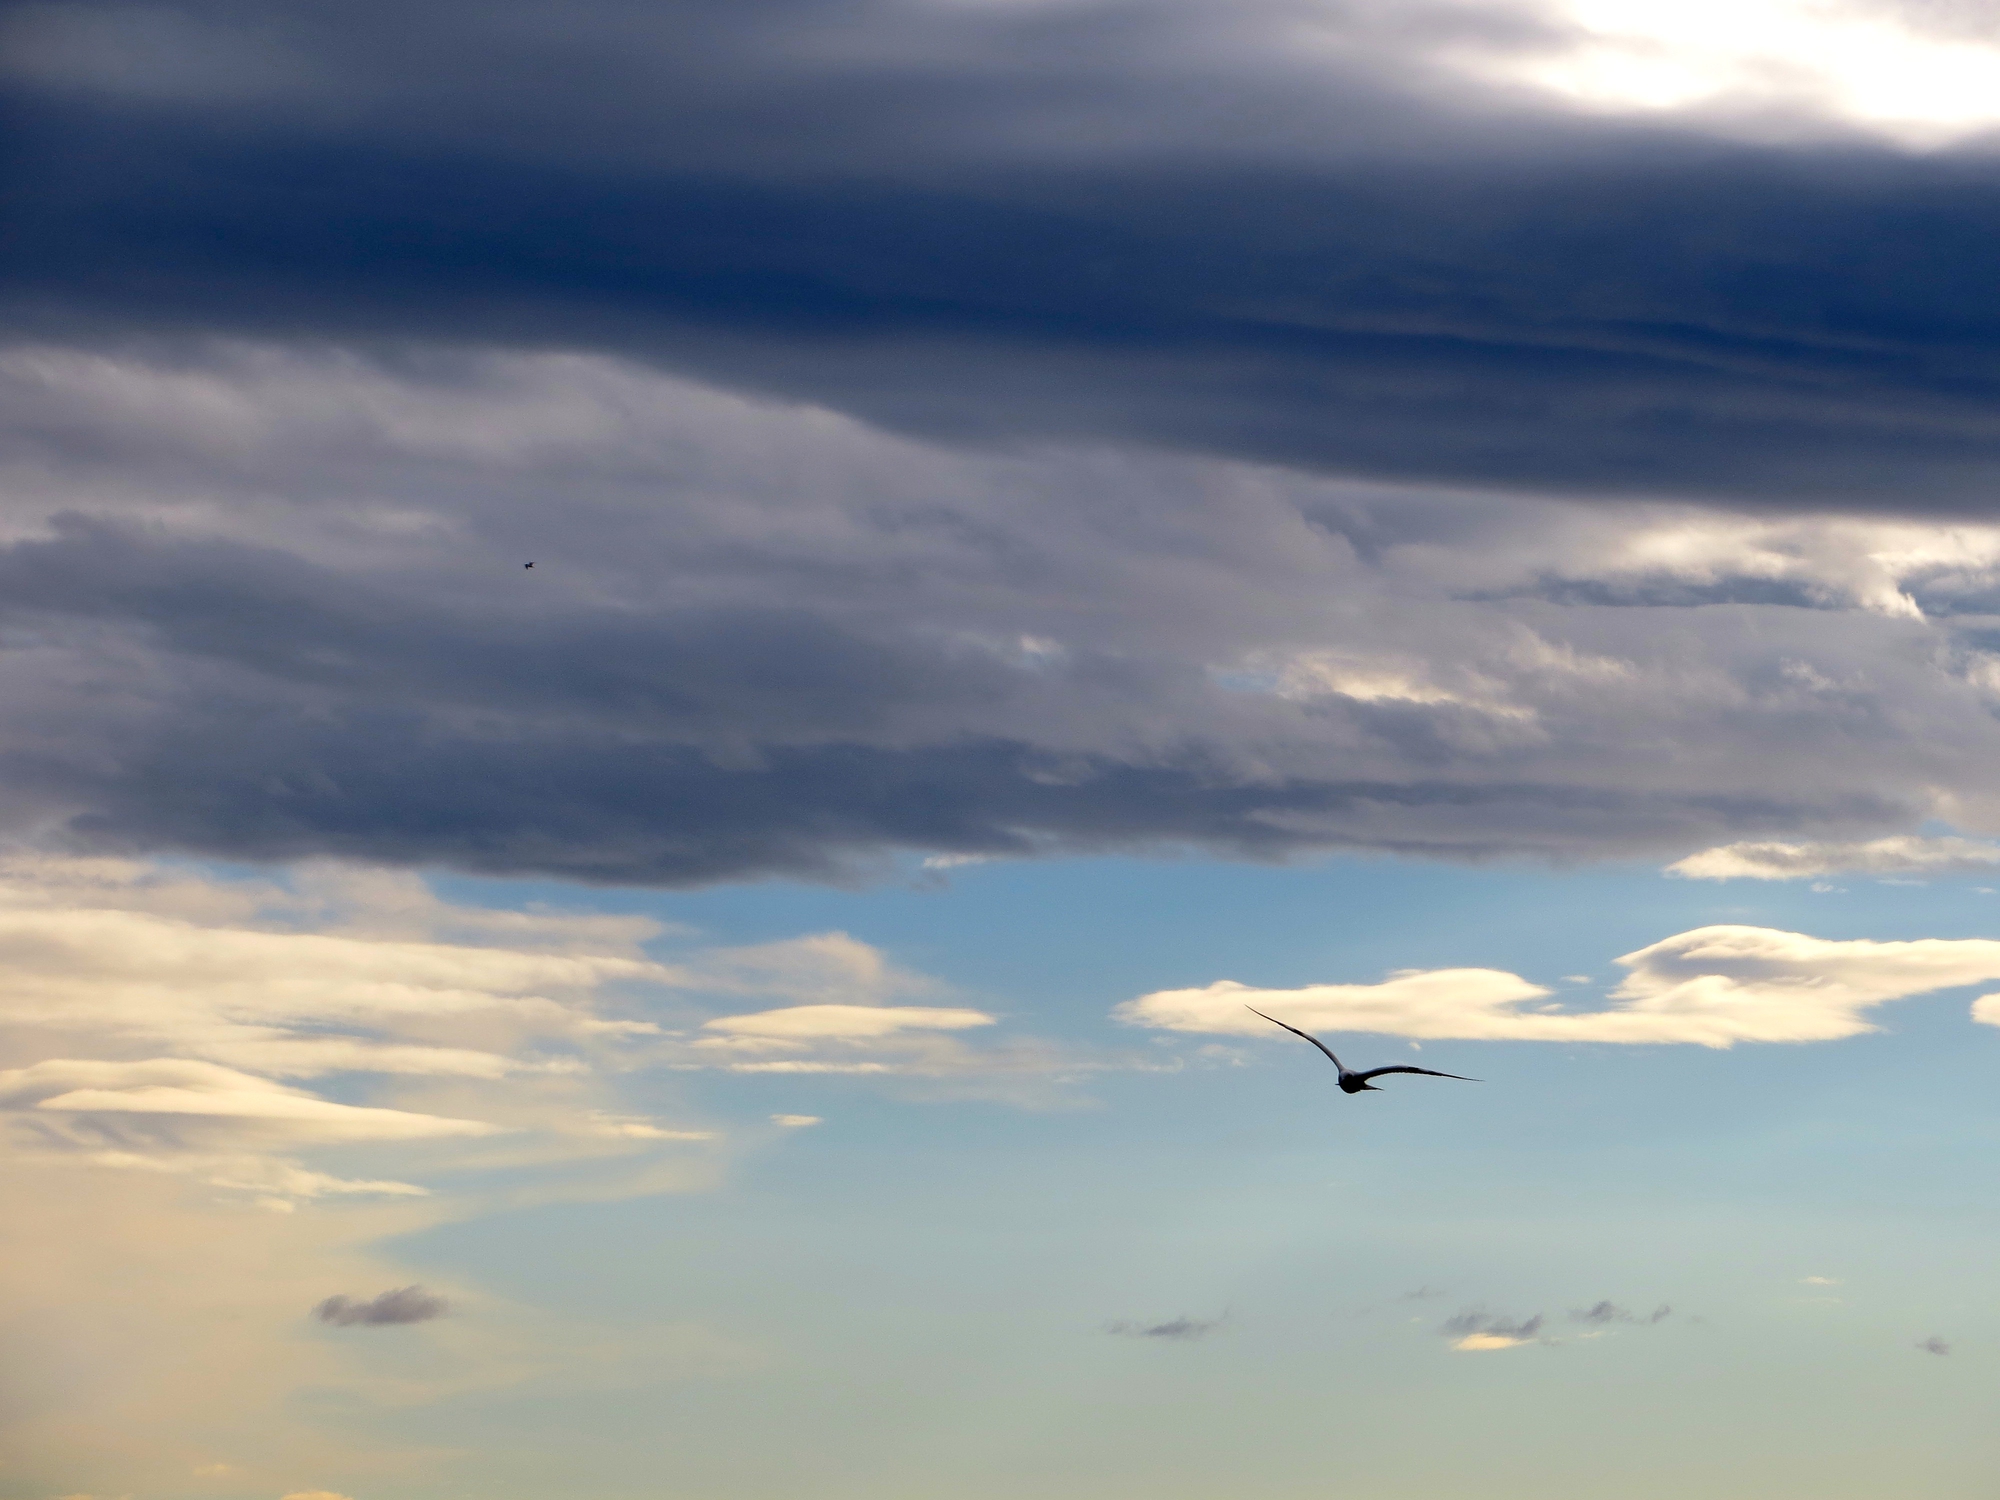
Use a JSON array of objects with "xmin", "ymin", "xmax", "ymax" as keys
[{"xmin": 1245, "ymin": 1006, "xmax": 1477, "ymax": 1092}]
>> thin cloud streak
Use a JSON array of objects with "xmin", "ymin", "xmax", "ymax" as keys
[{"xmin": 1105, "ymin": 1316, "xmax": 1222, "ymax": 1341}]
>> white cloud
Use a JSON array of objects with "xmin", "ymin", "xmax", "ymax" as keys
[
  {"xmin": 699, "ymin": 1004, "xmax": 996, "ymax": 1041},
  {"xmin": 0, "ymin": 855, "xmax": 1121, "ymax": 1209},
  {"xmin": 1119, "ymin": 925, "xmax": 2000, "ymax": 1048},
  {"xmin": 1668, "ymin": 836, "xmax": 2000, "ymax": 881},
  {"xmin": 770, "ymin": 1114, "xmax": 822, "ymax": 1128}
]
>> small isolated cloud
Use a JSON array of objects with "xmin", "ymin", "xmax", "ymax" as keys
[
  {"xmin": 1917, "ymin": 1336, "xmax": 1952, "ymax": 1356},
  {"xmin": 1118, "ymin": 924, "xmax": 2000, "ymax": 1048},
  {"xmin": 770, "ymin": 1114, "xmax": 821, "ymax": 1128},
  {"xmin": 1105, "ymin": 1316, "xmax": 1221, "ymax": 1341},
  {"xmin": 1802, "ymin": 1275, "xmax": 1842, "ymax": 1286},
  {"xmin": 1571, "ymin": 1301, "xmax": 1672, "ymax": 1326},
  {"xmin": 1441, "ymin": 1311, "xmax": 1544, "ymax": 1351},
  {"xmin": 314, "ymin": 1285, "xmax": 448, "ymax": 1327},
  {"xmin": 1668, "ymin": 836, "xmax": 2000, "ymax": 882}
]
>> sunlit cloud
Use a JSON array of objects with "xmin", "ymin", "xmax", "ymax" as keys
[
  {"xmin": 1669, "ymin": 835, "xmax": 2000, "ymax": 881},
  {"xmin": 1448, "ymin": 0, "xmax": 2000, "ymax": 145},
  {"xmin": 1442, "ymin": 1311, "xmax": 1545, "ymax": 1351},
  {"xmin": 1119, "ymin": 925, "xmax": 2000, "ymax": 1047}
]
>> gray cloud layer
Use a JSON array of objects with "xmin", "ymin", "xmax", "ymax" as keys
[{"xmin": 3, "ymin": 345, "xmax": 2000, "ymax": 881}]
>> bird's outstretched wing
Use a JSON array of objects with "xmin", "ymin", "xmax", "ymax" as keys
[
  {"xmin": 1245, "ymin": 1005, "xmax": 1344, "ymax": 1071},
  {"xmin": 1351, "ymin": 1065, "xmax": 1478, "ymax": 1083}
]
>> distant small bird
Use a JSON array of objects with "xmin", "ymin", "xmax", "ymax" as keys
[
  {"xmin": 524, "ymin": 561, "xmax": 535, "ymax": 568},
  {"xmin": 1246, "ymin": 1006, "xmax": 1477, "ymax": 1092}
]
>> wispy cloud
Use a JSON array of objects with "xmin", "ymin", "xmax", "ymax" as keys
[
  {"xmin": 1106, "ymin": 1316, "xmax": 1222, "ymax": 1341},
  {"xmin": 314, "ymin": 1286, "xmax": 448, "ymax": 1327}
]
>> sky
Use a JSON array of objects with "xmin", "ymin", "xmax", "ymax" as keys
[{"xmin": 9, "ymin": 1, "xmax": 2000, "ymax": 1496}]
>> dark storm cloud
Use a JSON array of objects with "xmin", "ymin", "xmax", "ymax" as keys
[
  {"xmin": 9, "ymin": 1, "xmax": 2000, "ymax": 510},
  {"xmin": 314, "ymin": 1285, "xmax": 448, "ymax": 1326},
  {"xmin": 9, "ymin": 4, "xmax": 2000, "ymax": 885}
]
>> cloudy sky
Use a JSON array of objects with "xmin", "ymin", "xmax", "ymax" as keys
[{"xmin": 9, "ymin": 2, "xmax": 2000, "ymax": 1496}]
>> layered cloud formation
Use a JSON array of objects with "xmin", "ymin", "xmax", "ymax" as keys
[
  {"xmin": 0, "ymin": 856, "xmax": 1116, "ymax": 1212},
  {"xmin": 7, "ymin": 345, "xmax": 2000, "ymax": 882}
]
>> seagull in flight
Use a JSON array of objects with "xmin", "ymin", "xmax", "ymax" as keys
[{"xmin": 1245, "ymin": 1006, "xmax": 1477, "ymax": 1093}]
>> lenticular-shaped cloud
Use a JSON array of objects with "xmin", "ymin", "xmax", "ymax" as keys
[
  {"xmin": 1118, "ymin": 926, "xmax": 2000, "ymax": 1047},
  {"xmin": 1668, "ymin": 836, "xmax": 2000, "ymax": 881},
  {"xmin": 2, "ymin": 1058, "xmax": 504, "ymax": 1140}
]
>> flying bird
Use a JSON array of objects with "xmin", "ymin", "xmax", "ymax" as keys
[
  {"xmin": 524, "ymin": 561, "xmax": 535, "ymax": 568},
  {"xmin": 1245, "ymin": 1006, "xmax": 1477, "ymax": 1092}
]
